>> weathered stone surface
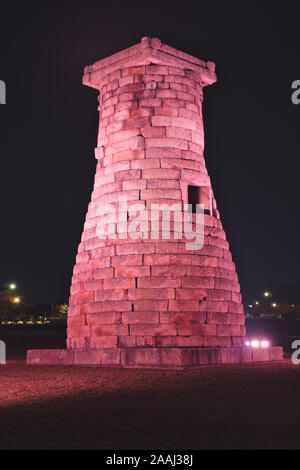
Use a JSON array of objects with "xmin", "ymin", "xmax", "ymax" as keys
[
  {"xmin": 27, "ymin": 349, "xmax": 74, "ymax": 366},
  {"xmin": 27, "ymin": 347, "xmax": 283, "ymax": 368},
  {"xmin": 27, "ymin": 38, "xmax": 282, "ymax": 369}
]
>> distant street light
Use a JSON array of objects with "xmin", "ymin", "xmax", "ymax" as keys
[
  {"xmin": 12, "ymin": 297, "xmax": 20, "ymax": 304},
  {"xmin": 264, "ymin": 292, "xmax": 271, "ymax": 298},
  {"xmin": 272, "ymin": 303, "xmax": 277, "ymax": 308},
  {"xmin": 255, "ymin": 301, "xmax": 259, "ymax": 305},
  {"xmin": 9, "ymin": 283, "xmax": 16, "ymax": 290}
]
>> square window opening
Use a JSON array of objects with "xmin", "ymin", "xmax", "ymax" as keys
[{"xmin": 188, "ymin": 185, "xmax": 211, "ymax": 215}]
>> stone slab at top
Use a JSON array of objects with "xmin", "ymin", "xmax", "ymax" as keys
[{"xmin": 83, "ymin": 37, "xmax": 217, "ymax": 90}]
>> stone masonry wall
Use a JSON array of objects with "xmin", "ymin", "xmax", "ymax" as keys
[{"xmin": 67, "ymin": 41, "xmax": 245, "ymax": 354}]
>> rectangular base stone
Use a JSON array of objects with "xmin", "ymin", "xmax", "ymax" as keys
[{"xmin": 27, "ymin": 346, "xmax": 283, "ymax": 369}]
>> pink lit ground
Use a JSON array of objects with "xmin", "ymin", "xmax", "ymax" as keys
[{"xmin": 1, "ymin": 359, "xmax": 299, "ymax": 449}]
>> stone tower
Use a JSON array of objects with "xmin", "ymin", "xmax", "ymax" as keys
[{"xmin": 27, "ymin": 38, "xmax": 282, "ymax": 367}]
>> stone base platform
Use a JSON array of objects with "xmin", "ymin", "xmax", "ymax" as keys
[{"xmin": 27, "ymin": 347, "xmax": 283, "ymax": 369}]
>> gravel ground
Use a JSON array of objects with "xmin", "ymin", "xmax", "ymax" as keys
[{"xmin": 0, "ymin": 359, "xmax": 299, "ymax": 449}]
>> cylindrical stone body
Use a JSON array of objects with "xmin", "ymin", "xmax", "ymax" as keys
[{"xmin": 67, "ymin": 44, "xmax": 245, "ymax": 352}]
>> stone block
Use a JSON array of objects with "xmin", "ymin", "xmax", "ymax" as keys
[
  {"xmin": 115, "ymin": 266, "xmax": 150, "ymax": 278},
  {"xmin": 27, "ymin": 349, "xmax": 74, "ymax": 366},
  {"xmin": 122, "ymin": 348, "xmax": 160, "ymax": 366},
  {"xmin": 103, "ymin": 278, "xmax": 135, "ymax": 289},
  {"xmin": 175, "ymin": 288, "xmax": 207, "ymax": 300},
  {"xmin": 130, "ymin": 324, "xmax": 177, "ymax": 336},
  {"xmin": 87, "ymin": 313, "xmax": 120, "ymax": 326},
  {"xmin": 128, "ymin": 288, "xmax": 175, "ymax": 300},
  {"xmin": 102, "ymin": 349, "xmax": 121, "ymax": 365},
  {"xmin": 160, "ymin": 311, "xmax": 206, "ymax": 324},
  {"xmin": 90, "ymin": 336, "xmax": 118, "ymax": 349},
  {"xmin": 241, "ymin": 348, "xmax": 252, "ymax": 363},
  {"xmin": 168, "ymin": 300, "xmax": 199, "ymax": 312},
  {"xmin": 122, "ymin": 311, "xmax": 159, "ymax": 324},
  {"xmin": 178, "ymin": 323, "xmax": 217, "ymax": 336},
  {"xmin": 74, "ymin": 350, "xmax": 103, "ymax": 365},
  {"xmin": 156, "ymin": 336, "xmax": 204, "ymax": 347},
  {"xmin": 91, "ymin": 324, "xmax": 129, "ymax": 336},
  {"xmin": 220, "ymin": 348, "xmax": 242, "ymax": 364}
]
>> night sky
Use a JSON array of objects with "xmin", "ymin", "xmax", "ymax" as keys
[{"xmin": 0, "ymin": 2, "xmax": 299, "ymax": 303}]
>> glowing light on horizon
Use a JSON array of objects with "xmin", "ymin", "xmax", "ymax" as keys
[
  {"xmin": 264, "ymin": 292, "xmax": 271, "ymax": 298},
  {"xmin": 9, "ymin": 283, "xmax": 16, "ymax": 290},
  {"xmin": 12, "ymin": 297, "xmax": 20, "ymax": 304},
  {"xmin": 246, "ymin": 339, "xmax": 270, "ymax": 348}
]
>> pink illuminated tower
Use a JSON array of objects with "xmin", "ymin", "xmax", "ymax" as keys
[{"xmin": 27, "ymin": 38, "xmax": 282, "ymax": 367}]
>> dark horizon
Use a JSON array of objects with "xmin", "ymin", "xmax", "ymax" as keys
[{"xmin": 0, "ymin": 2, "xmax": 299, "ymax": 303}]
